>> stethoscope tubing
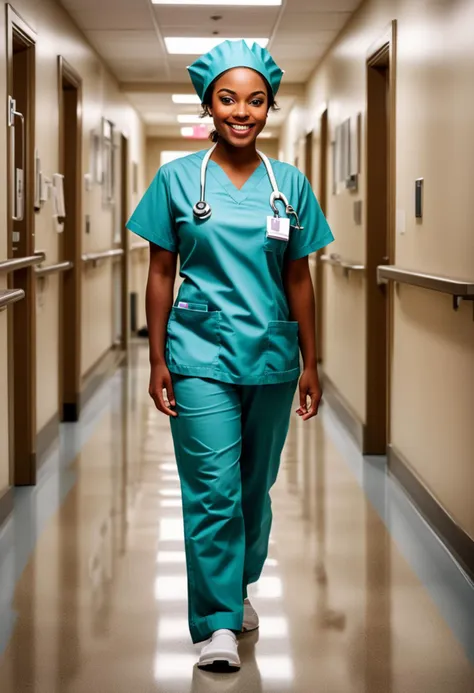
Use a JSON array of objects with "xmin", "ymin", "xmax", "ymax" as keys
[{"xmin": 194, "ymin": 144, "xmax": 303, "ymax": 229}]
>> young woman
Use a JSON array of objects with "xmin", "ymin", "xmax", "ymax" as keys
[{"xmin": 127, "ymin": 39, "xmax": 334, "ymax": 671}]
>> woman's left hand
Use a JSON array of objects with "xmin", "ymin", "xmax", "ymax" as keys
[{"xmin": 296, "ymin": 367, "xmax": 322, "ymax": 421}]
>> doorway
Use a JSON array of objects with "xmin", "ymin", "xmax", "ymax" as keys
[
  {"xmin": 6, "ymin": 6, "xmax": 37, "ymax": 485},
  {"xmin": 58, "ymin": 57, "xmax": 82, "ymax": 421},
  {"xmin": 365, "ymin": 22, "xmax": 396, "ymax": 454},
  {"xmin": 120, "ymin": 134, "xmax": 129, "ymax": 352},
  {"xmin": 111, "ymin": 133, "xmax": 129, "ymax": 353},
  {"xmin": 316, "ymin": 109, "xmax": 328, "ymax": 364}
]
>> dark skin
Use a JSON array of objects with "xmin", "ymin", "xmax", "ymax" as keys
[{"xmin": 147, "ymin": 67, "xmax": 322, "ymax": 421}]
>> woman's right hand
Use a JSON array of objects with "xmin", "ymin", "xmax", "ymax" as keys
[{"xmin": 149, "ymin": 363, "xmax": 178, "ymax": 417}]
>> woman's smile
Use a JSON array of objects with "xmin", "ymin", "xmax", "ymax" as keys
[{"xmin": 225, "ymin": 121, "xmax": 256, "ymax": 137}]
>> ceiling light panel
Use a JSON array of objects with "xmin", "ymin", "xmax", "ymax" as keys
[
  {"xmin": 165, "ymin": 37, "xmax": 268, "ymax": 54},
  {"xmin": 153, "ymin": 0, "xmax": 280, "ymax": 4},
  {"xmin": 177, "ymin": 114, "xmax": 213, "ymax": 123},
  {"xmin": 172, "ymin": 94, "xmax": 201, "ymax": 104}
]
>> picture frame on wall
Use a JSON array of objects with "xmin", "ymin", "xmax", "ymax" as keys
[
  {"xmin": 91, "ymin": 130, "xmax": 102, "ymax": 185},
  {"xmin": 101, "ymin": 117, "xmax": 115, "ymax": 206}
]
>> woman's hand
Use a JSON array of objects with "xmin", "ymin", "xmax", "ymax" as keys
[
  {"xmin": 149, "ymin": 363, "xmax": 178, "ymax": 417},
  {"xmin": 296, "ymin": 367, "xmax": 322, "ymax": 421}
]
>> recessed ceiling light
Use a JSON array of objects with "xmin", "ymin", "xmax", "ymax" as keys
[
  {"xmin": 177, "ymin": 114, "xmax": 213, "ymax": 124},
  {"xmin": 154, "ymin": 1, "xmax": 280, "ymax": 5},
  {"xmin": 165, "ymin": 37, "xmax": 269, "ymax": 55},
  {"xmin": 181, "ymin": 127, "xmax": 194, "ymax": 137},
  {"xmin": 172, "ymin": 94, "xmax": 201, "ymax": 104}
]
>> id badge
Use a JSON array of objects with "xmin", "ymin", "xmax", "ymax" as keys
[{"xmin": 266, "ymin": 216, "xmax": 290, "ymax": 241}]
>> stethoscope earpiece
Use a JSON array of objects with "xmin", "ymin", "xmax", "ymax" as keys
[{"xmin": 193, "ymin": 200, "xmax": 212, "ymax": 220}]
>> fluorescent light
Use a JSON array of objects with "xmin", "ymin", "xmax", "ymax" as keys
[
  {"xmin": 181, "ymin": 127, "xmax": 194, "ymax": 137},
  {"xmin": 172, "ymin": 94, "xmax": 201, "ymax": 104},
  {"xmin": 177, "ymin": 114, "xmax": 212, "ymax": 124},
  {"xmin": 155, "ymin": 0, "xmax": 280, "ymax": 4},
  {"xmin": 165, "ymin": 37, "xmax": 269, "ymax": 55},
  {"xmin": 258, "ymin": 131, "xmax": 274, "ymax": 138}
]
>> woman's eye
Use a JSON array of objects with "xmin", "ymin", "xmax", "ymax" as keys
[
  {"xmin": 221, "ymin": 97, "xmax": 234, "ymax": 105},
  {"xmin": 251, "ymin": 99, "xmax": 264, "ymax": 107}
]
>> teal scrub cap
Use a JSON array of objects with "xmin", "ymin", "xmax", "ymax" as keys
[{"xmin": 187, "ymin": 39, "xmax": 284, "ymax": 102}]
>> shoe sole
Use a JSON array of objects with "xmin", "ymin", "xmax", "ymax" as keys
[{"xmin": 198, "ymin": 658, "xmax": 241, "ymax": 673}]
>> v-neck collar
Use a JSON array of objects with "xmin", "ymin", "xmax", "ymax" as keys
[{"xmin": 207, "ymin": 159, "xmax": 267, "ymax": 204}]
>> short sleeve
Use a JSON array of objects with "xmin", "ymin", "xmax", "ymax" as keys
[
  {"xmin": 126, "ymin": 166, "xmax": 177, "ymax": 252},
  {"xmin": 287, "ymin": 175, "xmax": 334, "ymax": 261}
]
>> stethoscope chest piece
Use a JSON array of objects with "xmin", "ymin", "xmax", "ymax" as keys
[{"xmin": 193, "ymin": 200, "xmax": 212, "ymax": 220}]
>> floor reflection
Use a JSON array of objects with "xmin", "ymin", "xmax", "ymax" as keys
[{"xmin": 0, "ymin": 343, "xmax": 472, "ymax": 692}]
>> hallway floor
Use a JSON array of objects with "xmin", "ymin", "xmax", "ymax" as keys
[{"xmin": 0, "ymin": 345, "xmax": 472, "ymax": 692}]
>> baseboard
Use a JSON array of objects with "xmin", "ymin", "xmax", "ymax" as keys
[
  {"xmin": 388, "ymin": 446, "xmax": 474, "ymax": 582},
  {"xmin": 36, "ymin": 413, "xmax": 60, "ymax": 469},
  {"xmin": 321, "ymin": 371, "xmax": 364, "ymax": 449},
  {"xmin": 80, "ymin": 347, "xmax": 126, "ymax": 410},
  {"xmin": 0, "ymin": 486, "xmax": 14, "ymax": 528}
]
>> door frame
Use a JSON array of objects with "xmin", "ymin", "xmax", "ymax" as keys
[
  {"xmin": 6, "ymin": 4, "xmax": 37, "ymax": 484},
  {"xmin": 365, "ymin": 20, "xmax": 397, "ymax": 454},
  {"xmin": 316, "ymin": 109, "xmax": 328, "ymax": 364},
  {"xmin": 58, "ymin": 56, "xmax": 83, "ymax": 421},
  {"xmin": 119, "ymin": 134, "xmax": 129, "ymax": 352}
]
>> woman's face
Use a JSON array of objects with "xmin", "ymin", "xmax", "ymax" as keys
[{"xmin": 208, "ymin": 68, "xmax": 269, "ymax": 148}]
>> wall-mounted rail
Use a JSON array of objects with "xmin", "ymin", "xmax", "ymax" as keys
[
  {"xmin": 0, "ymin": 288, "xmax": 25, "ymax": 311},
  {"xmin": 0, "ymin": 252, "xmax": 45, "ymax": 273},
  {"xmin": 320, "ymin": 252, "xmax": 365, "ymax": 277},
  {"xmin": 377, "ymin": 265, "xmax": 474, "ymax": 312}
]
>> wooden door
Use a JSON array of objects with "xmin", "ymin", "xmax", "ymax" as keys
[
  {"xmin": 6, "ymin": 6, "xmax": 37, "ymax": 484},
  {"xmin": 365, "ymin": 22, "xmax": 397, "ymax": 454},
  {"xmin": 58, "ymin": 57, "xmax": 82, "ymax": 421}
]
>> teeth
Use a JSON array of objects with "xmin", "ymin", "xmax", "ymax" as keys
[{"xmin": 229, "ymin": 124, "xmax": 251, "ymax": 131}]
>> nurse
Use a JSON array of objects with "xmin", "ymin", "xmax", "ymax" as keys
[{"xmin": 127, "ymin": 39, "xmax": 334, "ymax": 671}]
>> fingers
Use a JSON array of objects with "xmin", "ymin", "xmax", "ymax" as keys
[
  {"xmin": 297, "ymin": 390, "xmax": 322, "ymax": 420},
  {"xmin": 149, "ymin": 374, "xmax": 178, "ymax": 418}
]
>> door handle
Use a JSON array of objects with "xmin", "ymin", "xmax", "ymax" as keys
[{"xmin": 9, "ymin": 96, "xmax": 25, "ymax": 222}]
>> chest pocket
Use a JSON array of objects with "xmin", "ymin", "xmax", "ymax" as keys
[
  {"xmin": 263, "ymin": 236, "xmax": 288, "ymax": 256},
  {"xmin": 166, "ymin": 307, "xmax": 221, "ymax": 368}
]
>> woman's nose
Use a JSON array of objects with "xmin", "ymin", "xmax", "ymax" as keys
[{"xmin": 233, "ymin": 103, "xmax": 250, "ymax": 119}]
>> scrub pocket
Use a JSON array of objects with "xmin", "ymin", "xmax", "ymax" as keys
[
  {"xmin": 263, "ymin": 236, "xmax": 287, "ymax": 256},
  {"xmin": 265, "ymin": 320, "xmax": 300, "ymax": 373},
  {"xmin": 167, "ymin": 307, "xmax": 221, "ymax": 368}
]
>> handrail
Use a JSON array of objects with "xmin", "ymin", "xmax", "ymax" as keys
[
  {"xmin": 130, "ymin": 241, "xmax": 148, "ymax": 252},
  {"xmin": 320, "ymin": 252, "xmax": 365, "ymax": 276},
  {"xmin": 82, "ymin": 248, "xmax": 124, "ymax": 265},
  {"xmin": 0, "ymin": 252, "xmax": 46, "ymax": 273},
  {"xmin": 35, "ymin": 261, "xmax": 73, "ymax": 277},
  {"xmin": 0, "ymin": 288, "xmax": 25, "ymax": 311},
  {"xmin": 377, "ymin": 265, "xmax": 474, "ymax": 311}
]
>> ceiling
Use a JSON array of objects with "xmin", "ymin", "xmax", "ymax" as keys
[{"xmin": 59, "ymin": 0, "xmax": 363, "ymax": 138}]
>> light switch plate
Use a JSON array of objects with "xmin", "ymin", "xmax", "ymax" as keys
[{"xmin": 396, "ymin": 208, "xmax": 406, "ymax": 235}]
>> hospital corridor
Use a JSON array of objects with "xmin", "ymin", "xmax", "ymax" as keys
[{"xmin": 0, "ymin": 0, "xmax": 473, "ymax": 691}]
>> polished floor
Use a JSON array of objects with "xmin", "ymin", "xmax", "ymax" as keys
[{"xmin": 0, "ymin": 344, "xmax": 473, "ymax": 692}]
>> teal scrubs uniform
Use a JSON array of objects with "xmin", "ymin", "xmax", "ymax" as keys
[{"xmin": 127, "ymin": 149, "xmax": 334, "ymax": 642}]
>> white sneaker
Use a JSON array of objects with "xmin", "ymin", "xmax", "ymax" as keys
[
  {"xmin": 198, "ymin": 629, "xmax": 241, "ymax": 671},
  {"xmin": 242, "ymin": 598, "xmax": 259, "ymax": 632}
]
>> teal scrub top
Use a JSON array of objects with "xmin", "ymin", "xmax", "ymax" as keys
[{"xmin": 127, "ymin": 149, "xmax": 334, "ymax": 386}]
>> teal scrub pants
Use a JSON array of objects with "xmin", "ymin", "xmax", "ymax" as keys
[{"xmin": 169, "ymin": 375, "xmax": 298, "ymax": 643}]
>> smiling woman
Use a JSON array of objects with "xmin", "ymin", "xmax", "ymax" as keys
[
  {"xmin": 200, "ymin": 67, "xmax": 279, "ymax": 145},
  {"xmin": 126, "ymin": 37, "xmax": 334, "ymax": 674}
]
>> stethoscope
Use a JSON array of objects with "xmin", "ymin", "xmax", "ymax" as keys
[{"xmin": 193, "ymin": 143, "xmax": 303, "ymax": 230}]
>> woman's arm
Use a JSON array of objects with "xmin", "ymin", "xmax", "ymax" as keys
[
  {"xmin": 283, "ymin": 255, "xmax": 322, "ymax": 421},
  {"xmin": 146, "ymin": 242, "xmax": 178, "ymax": 417}
]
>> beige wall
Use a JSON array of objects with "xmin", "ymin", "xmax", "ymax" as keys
[
  {"xmin": 281, "ymin": 0, "xmax": 474, "ymax": 537},
  {"xmin": 0, "ymin": 0, "xmax": 146, "ymax": 489}
]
